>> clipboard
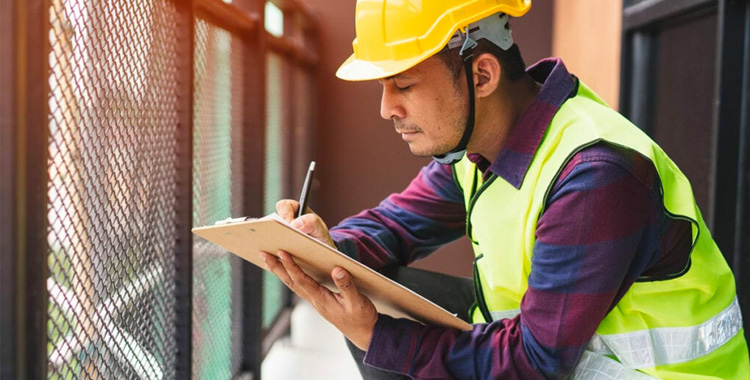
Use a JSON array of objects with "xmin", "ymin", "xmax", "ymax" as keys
[{"xmin": 192, "ymin": 214, "xmax": 472, "ymax": 331}]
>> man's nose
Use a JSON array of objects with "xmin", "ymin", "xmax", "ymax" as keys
[{"xmin": 380, "ymin": 87, "xmax": 405, "ymax": 121}]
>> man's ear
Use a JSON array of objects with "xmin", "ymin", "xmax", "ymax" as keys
[{"xmin": 473, "ymin": 53, "xmax": 501, "ymax": 98}]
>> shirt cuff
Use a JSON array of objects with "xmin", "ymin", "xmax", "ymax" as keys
[
  {"xmin": 329, "ymin": 230, "xmax": 356, "ymax": 259},
  {"xmin": 363, "ymin": 314, "xmax": 423, "ymax": 375}
]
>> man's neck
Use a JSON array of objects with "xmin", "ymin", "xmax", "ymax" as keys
[{"xmin": 469, "ymin": 74, "xmax": 541, "ymax": 161}]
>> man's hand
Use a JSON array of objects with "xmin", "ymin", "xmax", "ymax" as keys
[
  {"xmin": 276, "ymin": 199, "xmax": 336, "ymax": 249},
  {"xmin": 261, "ymin": 249, "xmax": 378, "ymax": 351}
]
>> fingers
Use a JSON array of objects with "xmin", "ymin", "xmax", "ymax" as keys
[
  {"xmin": 291, "ymin": 213, "xmax": 321, "ymax": 234},
  {"xmin": 331, "ymin": 267, "xmax": 358, "ymax": 300},
  {"xmin": 275, "ymin": 199, "xmax": 299, "ymax": 222},
  {"xmin": 277, "ymin": 201, "xmax": 332, "ymax": 244},
  {"xmin": 260, "ymin": 251, "xmax": 293, "ymax": 289},
  {"xmin": 277, "ymin": 250, "xmax": 327, "ymax": 299},
  {"xmin": 291, "ymin": 213, "xmax": 337, "ymax": 249},
  {"xmin": 265, "ymin": 252, "xmax": 376, "ymax": 352}
]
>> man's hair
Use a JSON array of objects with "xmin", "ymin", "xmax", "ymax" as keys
[{"xmin": 435, "ymin": 41, "xmax": 526, "ymax": 87}]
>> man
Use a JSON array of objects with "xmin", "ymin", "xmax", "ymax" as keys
[{"xmin": 260, "ymin": 0, "xmax": 750, "ymax": 379}]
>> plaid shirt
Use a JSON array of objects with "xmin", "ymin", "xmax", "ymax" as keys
[{"xmin": 330, "ymin": 58, "xmax": 691, "ymax": 380}]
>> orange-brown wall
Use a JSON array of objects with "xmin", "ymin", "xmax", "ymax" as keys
[
  {"xmin": 311, "ymin": 2, "xmax": 554, "ymax": 277},
  {"xmin": 552, "ymin": 0, "xmax": 622, "ymax": 109}
]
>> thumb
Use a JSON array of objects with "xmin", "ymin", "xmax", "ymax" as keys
[
  {"xmin": 292, "ymin": 214, "xmax": 331, "ymax": 242},
  {"xmin": 291, "ymin": 213, "xmax": 313, "ymax": 232},
  {"xmin": 331, "ymin": 267, "xmax": 357, "ymax": 298}
]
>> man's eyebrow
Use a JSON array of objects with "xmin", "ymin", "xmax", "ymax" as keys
[{"xmin": 383, "ymin": 73, "xmax": 411, "ymax": 81}]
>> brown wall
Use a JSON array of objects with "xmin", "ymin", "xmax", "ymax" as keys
[
  {"xmin": 552, "ymin": 0, "xmax": 622, "ymax": 109},
  {"xmin": 311, "ymin": 1, "xmax": 554, "ymax": 277}
]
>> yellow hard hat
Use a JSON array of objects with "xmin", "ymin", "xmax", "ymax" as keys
[{"xmin": 336, "ymin": 0, "xmax": 531, "ymax": 81}]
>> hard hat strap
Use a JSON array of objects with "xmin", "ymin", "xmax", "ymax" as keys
[
  {"xmin": 432, "ymin": 34, "xmax": 477, "ymax": 165},
  {"xmin": 456, "ymin": 37, "xmax": 478, "ymax": 152}
]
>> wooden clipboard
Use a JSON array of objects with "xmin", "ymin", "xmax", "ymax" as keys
[{"xmin": 192, "ymin": 214, "xmax": 472, "ymax": 331}]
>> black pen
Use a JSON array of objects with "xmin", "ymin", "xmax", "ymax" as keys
[{"xmin": 297, "ymin": 161, "xmax": 316, "ymax": 218}]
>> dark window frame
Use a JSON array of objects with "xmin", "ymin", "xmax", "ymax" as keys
[{"xmin": 620, "ymin": 0, "xmax": 750, "ymax": 342}]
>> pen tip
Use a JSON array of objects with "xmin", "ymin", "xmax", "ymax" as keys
[{"xmin": 309, "ymin": 161, "xmax": 316, "ymax": 170}]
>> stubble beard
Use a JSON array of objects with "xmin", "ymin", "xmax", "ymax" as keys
[{"xmin": 395, "ymin": 120, "xmax": 465, "ymax": 157}]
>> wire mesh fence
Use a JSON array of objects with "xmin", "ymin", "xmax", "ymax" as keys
[
  {"xmin": 47, "ymin": 0, "xmax": 181, "ymax": 378},
  {"xmin": 6, "ymin": 0, "xmax": 318, "ymax": 378}
]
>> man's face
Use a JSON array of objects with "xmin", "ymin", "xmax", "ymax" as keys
[{"xmin": 378, "ymin": 55, "xmax": 467, "ymax": 157}]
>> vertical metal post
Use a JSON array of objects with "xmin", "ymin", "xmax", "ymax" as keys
[
  {"xmin": 283, "ymin": 7, "xmax": 297, "ymax": 198},
  {"xmin": 238, "ymin": 0, "xmax": 267, "ymax": 377},
  {"xmin": 740, "ymin": 0, "xmax": 750, "ymax": 260},
  {"xmin": 709, "ymin": 0, "xmax": 747, "ymax": 255},
  {"xmin": 14, "ymin": 0, "xmax": 51, "ymax": 378},
  {"xmin": 617, "ymin": 8, "xmax": 632, "ymax": 116},
  {"xmin": 735, "ymin": 0, "xmax": 750, "ymax": 344},
  {"xmin": 0, "ymin": 0, "xmax": 18, "ymax": 378},
  {"xmin": 174, "ymin": 0, "xmax": 195, "ymax": 377},
  {"xmin": 230, "ymin": 19, "xmax": 249, "ymax": 378},
  {"xmin": 281, "ymin": 7, "xmax": 297, "ymax": 311},
  {"xmin": 620, "ymin": 31, "xmax": 657, "ymax": 134},
  {"xmin": 732, "ymin": 0, "xmax": 750, "ymax": 264}
]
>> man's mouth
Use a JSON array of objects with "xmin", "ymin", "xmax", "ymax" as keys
[
  {"xmin": 396, "ymin": 129, "xmax": 420, "ymax": 142},
  {"xmin": 394, "ymin": 124, "xmax": 421, "ymax": 135}
]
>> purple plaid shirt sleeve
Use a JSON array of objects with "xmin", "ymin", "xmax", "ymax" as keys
[{"xmin": 330, "ymin": 160, "xmax": 467, "ymax": 269}]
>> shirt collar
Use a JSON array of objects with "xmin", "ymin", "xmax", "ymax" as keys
[{"xmin": 466, "ymin": 58, "xmax": 576, "ymax": 189}]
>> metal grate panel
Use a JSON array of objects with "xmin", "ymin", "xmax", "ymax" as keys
[
  {"xmin": 47, "ymin": 0, "xmax": 182, "ymax": 378},
  {"xmin": 192, "ymin": 19, "xmax": 245, "ymax": 379}
]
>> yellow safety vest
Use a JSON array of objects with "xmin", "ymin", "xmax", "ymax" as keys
[{"xmin": 453, "ymin": 81, "xmax": 750, "ymax": 379}]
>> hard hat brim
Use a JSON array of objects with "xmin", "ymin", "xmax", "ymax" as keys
[{"xmin": 336, "ymin": 53, "xmax": 427, "ymax": 81}]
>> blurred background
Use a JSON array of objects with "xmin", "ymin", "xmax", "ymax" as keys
[{"xmin": 2, "ymin": 0, "xmax": 749, "ymax": 379}]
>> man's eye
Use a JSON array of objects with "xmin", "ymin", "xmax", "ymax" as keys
[{"xmin": 397, "ymin": 84, "xmax": 412, "ymax": 92}]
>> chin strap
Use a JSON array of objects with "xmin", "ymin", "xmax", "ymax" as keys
[{"xmin": 432, "ymin": 32, "xmax": 477, "ymax": 165}]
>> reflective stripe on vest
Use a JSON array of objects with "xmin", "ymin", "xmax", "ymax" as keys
[
  {"xmin": 572, "ymin": 351, "xmax": 658, "ymax": 380},
  {"xmin": 587, "ymin": 297, "xmax": 743, "ymax": 369},
  {"xmin": 487, "ymin": 299, "xmax": 742, "ymax": 371},
  {"xmin": 490, "ymin": 309, "xmax": 521, "ymax": 321}
]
